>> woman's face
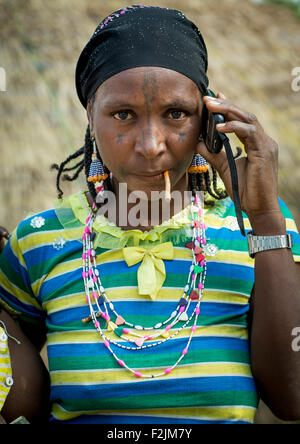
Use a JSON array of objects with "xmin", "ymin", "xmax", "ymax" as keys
[{"xmin": 87, "ymin": 67, "xmax": 202, "ymax": 197}]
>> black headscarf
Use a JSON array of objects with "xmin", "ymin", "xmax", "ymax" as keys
[
  {"xmin": 75, "ymin": 5, "xmax": 209, "ymax": 108},
  {"xmin": 75, "ymin": 5, "xmax": 245, "ymax": 236}
]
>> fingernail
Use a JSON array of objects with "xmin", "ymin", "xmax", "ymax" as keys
[{"xmin": 216, "ymin": 123, "xmax": 226, "ymax": 128}]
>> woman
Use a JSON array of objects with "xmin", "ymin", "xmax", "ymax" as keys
[{"xmin": 0, "ymin": 5, "xmax": 300, "ymax": 424}]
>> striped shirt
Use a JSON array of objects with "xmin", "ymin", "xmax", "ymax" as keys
[
  {"xmin": 0, "ymin": 191, "xmax": 299, "ymax": 424},
  {"xmin": 0, "ymin": 326, "xmax": 12, "ymax": 413}
]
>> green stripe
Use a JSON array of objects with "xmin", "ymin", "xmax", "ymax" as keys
[
  {"xmin": 28, "ymin": 249, "xmax": 81, "ymax": 283},
  {"xmin": 205, "ymin": 275, "xmax": 253, "ymax": 294},
  {"xmin": 46, "ymin": 313, "xmax": 248, "ymax": 332},
  {"xmin": 49, "ymin": 349, "xmax": 250, "ymax": 371},
  {"xmin": 43, "ymin": 280, "xmax": 84, "ymax": 302},
  {"xmin": 61, "ymin": 390, "xmax": 258, "ymax": 411},
  {"xmin": 42, "ymin": 272, "xmax": 252, "ymax": 302},
  {"xmin": 0, "ymin": 256, "xmax": 33, "ymax": 295},
  {"xmin": 17, "ymin": 217, "xmax": 64, "ymax": 239}
]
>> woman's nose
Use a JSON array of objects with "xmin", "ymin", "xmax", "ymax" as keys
[{"xmin": 134, "ymin": 124, "xmax": 166, "ymax": 160}]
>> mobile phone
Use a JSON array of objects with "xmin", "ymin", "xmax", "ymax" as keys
[{"xmin": 201, "ymin": 89, "xmax": 225, "ymax": 154}]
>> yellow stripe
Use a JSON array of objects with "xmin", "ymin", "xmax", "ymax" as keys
[
  {"xmin": 47, "ymin": 323, "xmax": 248, "ymax": 346},
  {"xmin": 45, "ymin": 286, "xmax": 249, "ymax": 318},
  {"xmin": 0, "ymin": 269, "xmax": 41, "ymax": 311},
  {"xmin": 9, "ymin": 230, "xmax": 27, "ymax": 268},
  {"xmin": 205, "ymin": 214, "xmax": 252, "ymax": 230},
  {"xmin": 0, "ymin": 331, "xmax": 12, "ymax": 412},
  {"xmin": 51, "ymin": 361, "xmax": 252, "ymax": 386},
  {"xmin": 0, "ymin": 359, "xmax": 11, "ymax": 367},
  {"xmin": 211, "ymin": 250, "xmax": 253, "ymax": 264},
  {"xmin": 44, "ymin": 293, "xmax": 85, "ymax": 314},
  {"xmin": 19, "ymin": 230, "xmax": 69, "ymax": 251},
  {"xmin": 205, "ymin": 212, "xmax": 297, "ymax": 232}
]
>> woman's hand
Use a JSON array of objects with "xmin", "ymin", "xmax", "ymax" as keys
[
  {"xmin": 197, "ymin": 93, "xmax": 285, "ymax": 232},
  {"xmin": 0, "ymin": 227, "xmax": 9, "ymax": 253}
]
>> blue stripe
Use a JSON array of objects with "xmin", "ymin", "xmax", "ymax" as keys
[
  {"xmin": 207, "ymin": 261, "xmax": 254, "ymax": 281},
  {"xmin": 40, "ymin": 267, "xmax": 82, "ymax": 297},
  {"xmin": 47, "ymin": 335, "xmax": 250, "ymax": 358},
  {"xmin": 50, "ymin": 376, "xmax": 256, "ymax": 401},
  {"xmin": 0, "ymin": 286, "xmax": 44, "ymax": 319},
  {"xmin": 99, "ymin": 259, "xmax": 254, "ymax": 282},
  {"xmin": 18, "ymin": 209, "xmax": 58, "ymax": 231},
  {"xmin": 3, "ymin": 241, "xmax": 32, "ymax": 291},
  {"xmin": 41, "ymin": 259, "xmax": 253, "ymax": 298},
  {"xmin": 23, "ymin": 241, "xmax": 80, "ymax": 269},
  {"xmin": 47, "ymin": 299, "xmax": 249, "ymax": 325},
  {"xmin": 206, "ymin": 226, "xmax": 248, "ymax": 241}
]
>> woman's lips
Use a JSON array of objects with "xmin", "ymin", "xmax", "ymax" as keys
[{"xmin": 134, "ymin": 172, "xmax": 165, "ymax": 182}]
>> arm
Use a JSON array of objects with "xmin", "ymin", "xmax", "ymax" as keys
[
  {"xmin": 0, "ymin": 224, "xmax": 50, "ymax": 423},
  {"xmin": 0, "ymin": 308, "xmax": 50, "ymax": 424},
  {"xmin": 249, "ymin": 213, "xmax": 300, "ymax": 420},
  {"xmin": 197, "ymin": 93, "xmax": 300, "ymax": 420}
]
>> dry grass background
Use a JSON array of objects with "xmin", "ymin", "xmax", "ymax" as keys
[{"xmin": 0, "ymin": 0, "xmax": 300, "ymax": 424}]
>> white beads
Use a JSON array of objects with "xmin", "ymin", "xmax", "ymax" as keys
[{"xmin": 81, "ymin": 191, "xmax": 207, "ymax": 379}]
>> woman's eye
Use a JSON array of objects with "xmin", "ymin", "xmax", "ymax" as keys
[
  {"xmin": 113, "ymin": 111, "xmax": 133, "ymax": 121},
  {"xmin": 169, "ymin": 110, "xmax": 187, "ymax": 120}
]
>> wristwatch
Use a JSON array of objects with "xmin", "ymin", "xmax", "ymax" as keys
[{"xmin": 247, "ymin": 231, "xmax": 293, "ymax": 258}]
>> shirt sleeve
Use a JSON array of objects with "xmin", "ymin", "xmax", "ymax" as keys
[
  {"xmin": 0, "ymin": 226, "xmax": 46, "ymax": 329},
  {"xmin": 279, "ymin": 198, "xmax": 300, "ymax": 262}
]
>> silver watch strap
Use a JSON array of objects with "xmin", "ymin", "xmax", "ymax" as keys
[{"xmin": 247, "ymin": 231, "xmax": 293, "ymax": 258}]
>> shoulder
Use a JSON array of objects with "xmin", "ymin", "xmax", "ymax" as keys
[{"xmin": 15, "ymin": 208, "xmax": 63, "ymax": 242}]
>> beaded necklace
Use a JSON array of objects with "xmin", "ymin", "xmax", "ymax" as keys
[{"xmin": 81, "ymin": 193, "xmax": 207, "ymax": 378}]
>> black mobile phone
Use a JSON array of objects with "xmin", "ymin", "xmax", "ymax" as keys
[{"xmin": 201, "ymin": 89, "xmax": 225, "ymax": 154}]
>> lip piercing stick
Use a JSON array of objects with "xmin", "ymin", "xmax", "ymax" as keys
[{"xmin": 164, "ymin": 170, "xmax": 171, "ymax": 202}]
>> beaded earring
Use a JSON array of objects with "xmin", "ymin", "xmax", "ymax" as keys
[
  {"xmin": 88, "ymin": 138, "xmax": 108, "ymax": 194},
  {"xmin": 88, "ymin": 138, "xmax": 108, "ymax": 183},
  {"xmin": 187, "ymin": 153, "xmax": 209, "ymax": 174}
]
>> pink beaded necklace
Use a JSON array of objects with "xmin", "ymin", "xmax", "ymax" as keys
[{"xmin": 81, "ymin": 193, "xmax": 207, "ymax": 378}]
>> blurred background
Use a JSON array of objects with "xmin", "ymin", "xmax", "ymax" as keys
[{"xmin": 0, "ymin": 0, "xmax": 299, "ymax": 424}]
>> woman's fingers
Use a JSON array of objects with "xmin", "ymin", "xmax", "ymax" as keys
[
  {"xmin": 203, "ymin": 95, "xmax": 260, "ymax": 126},
  {"xmin": 196, "ymin": 139, "xmax": 228, "ymax": 177},
  {"xmin": 0, "ymin": 227, "xmax": 9, "ymax": 253}
]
